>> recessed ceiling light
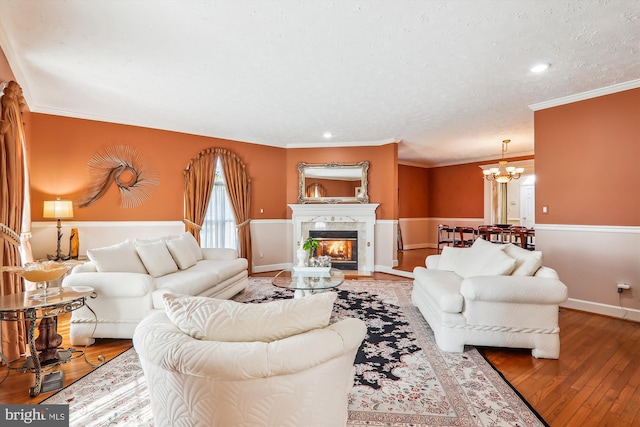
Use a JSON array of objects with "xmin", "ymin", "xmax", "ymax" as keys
[
  {"xmin": 530, "ymin": 63, "xmax": 551, "ymax": 73},
  {"xmin": 323, "ymin": 132, "xmax": 333, "ymax": 139}
]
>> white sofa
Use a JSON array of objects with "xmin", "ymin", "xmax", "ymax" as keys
[
  {"xmin": 133, "ymin": 292, "xmax": 367, "ymax": 427},
  {"xmin": 63, "ymin": 232, "xmax": 248, "ymax": 345},
  {"xmin": 412, "ymin": 238, "xmax": 568, "ymax": 358}
]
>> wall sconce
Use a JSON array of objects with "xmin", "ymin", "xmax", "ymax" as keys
[{"xmin": 43, "ymin": 197, "xmax": 74, "ymax": 261}]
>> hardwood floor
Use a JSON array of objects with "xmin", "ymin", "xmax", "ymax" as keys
[
  {"xmin": 2, "ymin": 248, "xmax": 638, "ymax": 426},
  {"xmin": 0, "ymin": 312, "xmax": 132, "ymax": 405}
]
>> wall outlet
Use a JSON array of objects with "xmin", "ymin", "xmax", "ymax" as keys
[{"xmin": 617, "ymin": 283, "xmax": 630, "ymax": 293}]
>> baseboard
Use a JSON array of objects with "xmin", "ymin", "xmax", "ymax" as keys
[
  {"xmin": 401, "ymin": 243, "xmax": 436, "ymax": 250},
  {"xmin": 561, "ymin": 298, "xmax": 640, "ymax": 322},
  {"xmin": 252, "ymin": 263, "xmax": 291, "ymax": 273},
  {"xmin": 375, "ymin": 265, "xmax": 414, "ymax": 279}
]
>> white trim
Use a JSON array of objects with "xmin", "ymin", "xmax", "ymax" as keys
[
  {"xmin": 561, "ymin": 298, "xmax": 640, "ymax": 323},
  {"xmin": 249, "ymin": 219, "xmax": 290, "ymax": 225},
  {"xmin": 529, "ymin": 79, "xmax": 640, "ymax": 111},
  {"xmin": 32, "ymin": 220, "xmax": 184, "ymax": 228},
  {"xmin": 534, "ymin": 224, "xmax": 640, "ymax": 234},
  {"xmin": 252, "ymin": 262, "xmax": 291, "ymax": 273},
  {"xmin": 286, "ymin": 138, "xmax": 398, "ymax": 149},
  {"xmin": 401, "ymin": 243, "xmax": 436, "ymax": 250},
  {"xmin": 375, "ymin": 265, "xmax": 414, "ymax": 279}
]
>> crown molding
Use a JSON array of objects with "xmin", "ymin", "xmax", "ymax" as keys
[
  {"xmin": 286, "ymin": 138, "xmax": 398, "ymax": 149},
  {"xmin": 529, "ymin": 79, "xmax": 640, "ymax": 111}
]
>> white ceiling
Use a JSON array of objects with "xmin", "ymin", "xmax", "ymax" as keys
[{"xmin": 1, "ymin": 0, "xmax": 639, "ymax": 167}]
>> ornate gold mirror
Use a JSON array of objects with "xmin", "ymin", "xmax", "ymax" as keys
[{"xmin": 297, "ymin": 161, "xmax": 369, "ymax": 204}]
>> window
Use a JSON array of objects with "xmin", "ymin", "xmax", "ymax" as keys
[{"xmin": 201, "ymin": 158, "xmax": 238, "ymax": 249}]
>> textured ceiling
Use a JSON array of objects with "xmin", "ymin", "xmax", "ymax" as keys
[{"xmin": 1, "ymin": 0, "xmax": 639, "ymax": 166}]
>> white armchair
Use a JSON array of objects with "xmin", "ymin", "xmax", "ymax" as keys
[{"xmin": 133, "ymin": 292, "xmax": 367, "ymax": 427}]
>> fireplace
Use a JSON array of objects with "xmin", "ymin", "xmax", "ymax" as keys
[
  {"xmin": 309, "ymin": 230, "xmax": 358, "ymax": 271},
  {"xmin": 289, "ymin": 203, "xmax": 379, "ymax": 275}
]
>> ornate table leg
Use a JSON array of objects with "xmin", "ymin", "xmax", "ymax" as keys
[
  {"xmin": 26, "ymin": 308, "xmax": 43, "ymax": 397},
  {"xmin": 81, "ymin": 300, "xmax": 105, "ymax": 368},
  {"xmin": 35, "ymin": 317, "xmax": 63, "ymax": 364}
]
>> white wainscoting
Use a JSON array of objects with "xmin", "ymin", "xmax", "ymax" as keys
[
  {"xmin": 30, "ymin": 221, "xmax": 185, "ymax": 260},
  {"xmin": 250, "ymin": 219, "xmax": 292, "ymax": 273},
  {"xmin": 30, "ymin": 218, "xmax": 411, "ymax": 278},
  {"xmin": 536, "ymin": 224, "xmax": 640, "ymax": 322},
  {"xmin": 374, "ymin": 219, "xmax": 399, "ymax": 274}
]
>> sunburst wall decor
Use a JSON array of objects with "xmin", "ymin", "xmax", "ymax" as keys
[{"xmin": 77, "ymin": 145, "xmax": 159, "ymax": 209}]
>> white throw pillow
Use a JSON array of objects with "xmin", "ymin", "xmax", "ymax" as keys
[
  {"xmin": 454, "ymin": 238, "xmax": 516, "ymax": 278},
  {"xmin": 87, "ymin": 240, "xmax": 147, "ymax": 274},
  {"xmin": 135, "ymin": 240, "xmax": 179, "ymax": 277},
  {"xmin": 437, "ymin": 246, "xmax": 467, "ymax": 271},
  {"xmin": 168, "ymin": 232, "xmax": 203, "ymax": 261},
  {"xmin": 504, "ymin": 244, "xmax": 543, "ymax": 276},
  {"xmin": 164, "ymin": 292, "xmax": 337, "ymax": 342},
  {"xmin": 166, "ymin": 236, "xmax": 198, "ymax": 270}
]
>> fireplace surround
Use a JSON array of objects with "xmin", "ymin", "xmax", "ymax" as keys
[{"xmin": 289, "ymin": 204, "xmax": 379, "ymax": 275}]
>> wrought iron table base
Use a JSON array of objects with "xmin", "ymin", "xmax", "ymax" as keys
[{"xmin": 0, "ymin": 291, "xmax": 104, "ymax": 396}]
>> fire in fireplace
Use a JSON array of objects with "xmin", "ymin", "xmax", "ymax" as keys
[{"xmin": 309, "ymin": 230, "xmax": 358, "ymax": 270}]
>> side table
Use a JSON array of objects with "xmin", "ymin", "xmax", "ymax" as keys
[{"xmin": 0, "ymin": 287, "xmax": 105, "ymax": 396}]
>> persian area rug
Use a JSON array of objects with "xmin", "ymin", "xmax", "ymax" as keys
[{"xmin": 42, "ymin": 278, "xmax": 547, "ymax": 427}]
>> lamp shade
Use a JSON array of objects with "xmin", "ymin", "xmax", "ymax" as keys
[{"xmin": 43, "ymin": 199, "xmax": 74, "ymax": 219}]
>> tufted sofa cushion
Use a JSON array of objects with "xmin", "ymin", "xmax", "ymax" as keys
[{"xmin": 163, "ymin": 291, "xmax": 337, "ymax": 342}]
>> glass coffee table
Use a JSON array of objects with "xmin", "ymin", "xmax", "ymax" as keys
[{"xmin": 272, "ymin": 268, "xmax": 344, "ymax": 298}]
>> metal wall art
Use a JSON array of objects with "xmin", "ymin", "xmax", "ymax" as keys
[{"xmin": 77, "ymin": 145, "xmax": 159, "ymax": 208}]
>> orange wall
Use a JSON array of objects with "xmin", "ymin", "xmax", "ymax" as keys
[
  {"xmin": 427, "ymin": 162, "xmax": 485, "ymax": 218},
  {"xmin": 398, "ymin": 164, "xmax": 429, "ymax": 217},
  {"xmin": 535, "ymin": 88, "xmax": 640, "ymax": 226},
  {"xmin": 285, "ymin": 144, "xmax": 398, "ymax": 220},
  {"xmin": 426, "ymin": 155, "xmax": 535, "ymax": 219},
  {"xmin": 29, "ymin": 114, "xmax": 288, "ymax": 221}
]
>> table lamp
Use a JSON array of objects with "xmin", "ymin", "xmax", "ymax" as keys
[{"xmin": 43, "ymin": 197, "xmax": 74, "ymax": 261}]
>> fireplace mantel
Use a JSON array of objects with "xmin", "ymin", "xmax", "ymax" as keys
[{"xmin": 289, "ymin": 203, "xmax": 379, "ymax": 274}]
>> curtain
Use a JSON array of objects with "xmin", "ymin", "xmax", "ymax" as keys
[
  {"xmin": 0, "ymin": 80, "xmax": 28, "ymax": 361},
  {"xmin": 183, "ymin": 149, "xmax": 217, "ymax": 242},
  {"xmin": 218, "ymin": 149, "xmax": 252, "ymax": 272},
  {"xmin": 184, "ymin": 148, "xmax": 252, "ymax": 273}
]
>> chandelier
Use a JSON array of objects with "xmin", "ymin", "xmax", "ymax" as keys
[{"xmin": 482, "ymin": 139, "xmax": 524, "ymax": 183}]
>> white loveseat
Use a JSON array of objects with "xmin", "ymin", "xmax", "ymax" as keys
[
  {"xmin": 133, "ymin": 292, "xmax": 367, "ymax": 427},
  {"xmin": 63, "ymin": 232, "xmax": 248, "ymax": 345},
  {"xmin": 412, "ymin": 238, "xmax": 568, "ymax": 359}
]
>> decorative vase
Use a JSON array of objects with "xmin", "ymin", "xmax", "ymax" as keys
[
  {"xmin": 296, "ymin": 247, "xmax": 307, "ymax": 267},
  {"xmin": 70, "ymin": 228, "xmax": 79, "ymax": 259}
]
